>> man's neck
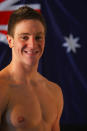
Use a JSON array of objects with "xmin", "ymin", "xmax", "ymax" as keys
[{"xmin": 8, "ymin": 61, "xmax": 38, "ymax": 84}]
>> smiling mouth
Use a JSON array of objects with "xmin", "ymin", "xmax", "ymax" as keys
[{"xmin": 24, "ymin": 50, "xmax": 39, "ymax": 56}]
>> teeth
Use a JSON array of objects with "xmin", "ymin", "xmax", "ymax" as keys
[
  {"xmin": 25, "ymin": 51, "xmax": 32, "ymax": 53},
  {"xmin": 27, "ymin": 51, "xmax": 32, "ymax": 53},
  {"xmin": 24, "ymin": 51, "xmax": 38, "ymax": 54}
]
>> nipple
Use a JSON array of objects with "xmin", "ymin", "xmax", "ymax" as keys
[{"xmin": 18, "ymin": 116, "xmax": 25, "ymax": 123}]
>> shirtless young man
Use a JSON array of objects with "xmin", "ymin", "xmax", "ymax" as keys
[{"xmin": 0, "ymin": 6, "xmax": 63, "ymax": 131}]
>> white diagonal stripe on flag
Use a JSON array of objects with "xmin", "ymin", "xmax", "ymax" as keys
[
  {"xmin": 0, "ymin": 2, "xmax": 41, "ymax": 11},
  {"xmin": 0, "ymin": 0, "xmax": 20, "ymax": 10},
  {"xmin": 0, "ymin": 25, "xmax": 7, "ymax": 31}
]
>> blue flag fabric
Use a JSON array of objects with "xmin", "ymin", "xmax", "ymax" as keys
[
  {"xmin": 41, "ymin": 0, "xmax": 87, "ymax": 125},
  {"xmin": 0, "ymin": 0, "xmax": 87, "ymax": 128}
]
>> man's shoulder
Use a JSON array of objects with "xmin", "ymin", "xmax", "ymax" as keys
[
  {"xmin": 46, "ymin": 79, "xmax": 62, "ymax": 97},
  {"xmin": 0, "ymin": 66, "xmax": 10, "ymax": 82},
  {"xmin": 0, "ymin": 68, "xmax": 10, "ymax": 93},
  {"xmin": 39, "ymin": 73, "xmax": 62, "ymax": 97},
  {"xmin": 0, "ymin": 71, "xmax": 6, "ymax": 84}
]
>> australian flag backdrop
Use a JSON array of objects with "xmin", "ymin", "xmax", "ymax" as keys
[{"xmin": 0, "ymin": 0, "xmax": 87, "ymax": 130}]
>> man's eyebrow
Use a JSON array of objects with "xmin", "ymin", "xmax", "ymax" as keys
[
  {"xmin": 18, "ymin": 33, "xmax": 31, "ymax": 36},
  {"xmin": 37, "ymin": 32, "xmax": 45, "ymax": 35}
]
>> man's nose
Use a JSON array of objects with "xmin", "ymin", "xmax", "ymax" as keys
[{"xmin": 27, "ymin": 37, "xmax": 37, "ymax": 49}]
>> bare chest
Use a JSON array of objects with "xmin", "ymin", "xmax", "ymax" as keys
[{"xmin": 5, "ymin": 84, "xmax": 57, "ymax": 129}]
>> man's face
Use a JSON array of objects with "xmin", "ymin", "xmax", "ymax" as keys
[{"xmin": 7, "ymin": 19, "xmax": 45, "ymax": 66}]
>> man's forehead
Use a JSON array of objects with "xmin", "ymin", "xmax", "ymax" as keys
[
  {"xmin": 18, "ymin": 32, "xmax": 45, "ymax": 36},
  {"xmin": 15, "ymin": 19, "xmax": 44, "ymax": 27},
  {"xmin": 14, "ymin": 20, "xmax": 45, "ymax": 36}
]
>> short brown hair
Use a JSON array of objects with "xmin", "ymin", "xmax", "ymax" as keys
[{"xmin": 7, "ymin": 6, "xmax": 46, "ymax": 36}]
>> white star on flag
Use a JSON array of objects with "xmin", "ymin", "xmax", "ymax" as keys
[{"xmin": 62, "ymin": 34, "xmax": 81, "ymax": 53}]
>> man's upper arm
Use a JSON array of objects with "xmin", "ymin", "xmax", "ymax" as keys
[
  {"xmin": 52, "ymin": 86, "xmax": 64, "ymax": 131},
  {"xmin": 0, "ymin": 84, "xmax": 9, "ymax": 124}
]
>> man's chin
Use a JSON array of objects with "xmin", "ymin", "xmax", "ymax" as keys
[{"xmin": 23, "ymin": 60, "xmax": 38, "ymax": 67}]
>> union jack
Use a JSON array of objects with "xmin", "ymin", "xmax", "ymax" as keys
[{"xmin": 0, "ymin": 0, "xmax": 41, "ymax": 44}]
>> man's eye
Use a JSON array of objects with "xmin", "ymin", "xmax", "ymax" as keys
[
  {"xmin": 22, "ymin": 36, "xmax": 28, "ymax": 40},
  {"xmin": 35, "ymin": 36, "xmax": 43, "ymax": 41}
]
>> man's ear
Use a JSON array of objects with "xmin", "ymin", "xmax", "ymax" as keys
[{"xmin": 6, "ymin": 35, "xmax": 14, "ymax": 48}]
